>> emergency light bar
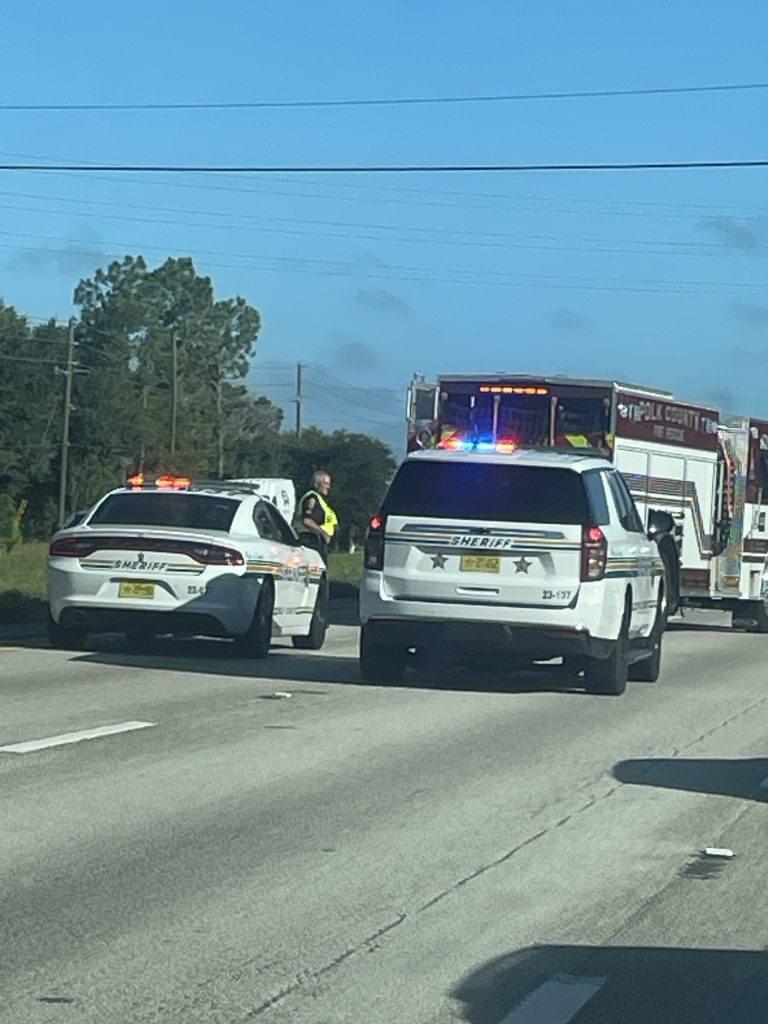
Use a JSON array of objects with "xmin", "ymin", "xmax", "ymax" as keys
[
  {"xmin": 126, "ymin": 473, "xmax": 191, "ymax": 490},
  {"xmin": 438, "ymin": 437, "xmax": 517, "ymax": 453},
  {"xmin": 478, "ymin": 385, "xmax": 549, "ymax": 395}
]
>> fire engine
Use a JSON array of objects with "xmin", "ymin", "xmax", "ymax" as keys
[{"xmin": 406, "ymin": 374, "xmax": 768, "ymax": 632}]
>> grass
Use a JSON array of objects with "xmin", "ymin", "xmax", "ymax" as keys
[
  {"xmin": 0, "ymin": 542, "xmax": 362, "ymax": 625},
  {"xmin": 327, "ymin": 549, "xmax": 363, "ymax": 598},
  {"xmin": 0, "ymin": 541, "xmax": 48, "ymax": 624}
]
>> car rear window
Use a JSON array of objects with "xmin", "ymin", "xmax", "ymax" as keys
[
  {"xmin": 382, "ymin": 461, "xmax": 592, "ymax": 524},
  {"xmin": 89, "ymin": 493, "xmax": 239, "ymax": 531}
]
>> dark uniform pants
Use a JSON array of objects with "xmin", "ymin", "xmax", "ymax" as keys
[{"xmin": 298, "ymin": 532, "xmax": 329, "ymax": 565}]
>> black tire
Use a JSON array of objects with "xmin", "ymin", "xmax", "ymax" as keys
[
  {"xmin": 741, "ymin": 597, "xmax": 768, "ymax": 634},
  {"xmin": 359, "ymin": 623, "xmax": 407, "ymax": 684},
  {"xmin": 292, "ymin": 579, "xmax": 329, "ymax": 651},
  {"xmin": 585, "ymin": 599, "xmax": 630, "ymax": 696},
  {"xmin": 628, "ymin": 594, "xmax": 664, "ymax": 682},
  {"xmin": 48, "ymin": 616, "xmax": 87, "ymax": 651},
  {"xmin": 657, "ymin": 536, "xmax": 680, "ymax": 620},
  {"xmin": 234, "ymin": 582, "xmax": 274, "ymax": 659}
]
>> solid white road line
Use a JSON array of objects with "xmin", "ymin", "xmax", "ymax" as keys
[
  {"xmin": 499, "ymin": 973, "xmax": 606, "ymax": 1024},
  {"xmin": 0, "ymin": 720, "xmax": 156, "ymax": 754}
]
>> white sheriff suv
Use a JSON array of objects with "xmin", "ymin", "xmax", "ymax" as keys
[
  {"xmin": 360, "ymin": 448, "xmax": 668, "ymax": 695},
  {"xmin": 48, "ymin": 475, "xmax": 328, "ymax": 656}
]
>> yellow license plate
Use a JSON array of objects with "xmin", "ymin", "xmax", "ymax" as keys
[
  {"xmin": 460, "ymin": 555, "xmax": 500, "ymax": 573},
  {"xmin": 118, "ymin": 582, "xmax": 156, "ymax": 599}
]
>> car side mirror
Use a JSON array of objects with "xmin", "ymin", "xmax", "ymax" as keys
[{"xmin": 647, "ymin": 508, "xmax": 675, "ymax": 539}]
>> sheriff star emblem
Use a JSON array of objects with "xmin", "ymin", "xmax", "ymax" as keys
[
  {"xmin": 430, "ymin": 553, "xmax": 448, "ymax": 569},
  {"xmin": 514, "ymin": 556, "xmax": 532, "ymax": 574}
]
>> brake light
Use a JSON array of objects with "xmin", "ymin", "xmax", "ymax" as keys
[
  {"xmin": 364, "ymin": 514, "xmax": 387, "ymax": 570},
  {"xmin": 188, "ymin": 544, "xmax": 244, "ymax": 566},
  {"xmin": 49, "ymin": 535, "xmax": 91, "ymax": 558},
  {"xmin": 581, "ymin": 525, "xmax": 607, "ymax": 581},
  {"xmin": 49, "ymin": 534, "xmax": 244, "ymax": 565}
]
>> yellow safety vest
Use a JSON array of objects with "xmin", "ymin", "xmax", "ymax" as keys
[{"xmin": 299, "ymin": 490, "xmax": 339, "ymax": 540}]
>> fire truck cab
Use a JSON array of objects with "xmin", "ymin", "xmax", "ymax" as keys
[{"xmin": 407, "ymin": 374, "xmax": 768, "ymax": 631}]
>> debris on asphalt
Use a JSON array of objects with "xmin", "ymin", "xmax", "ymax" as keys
[
  {"xmin": 272, "ymin": 691, "xmax": 292, "ymax": 699},
  {"xmin": 704, "ymin": 847, "xmax": 735, "ymax": 858}
]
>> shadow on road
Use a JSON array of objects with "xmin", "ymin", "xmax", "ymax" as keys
[
  {"xmin": 451, "ymin": 944, "xmax": 768, "ymax": 1023},
  {"xmin": 68, "ymin": 637, "xmax": 592, "ymax": 696},
  {"xmin": 613, "ymin": 757, "xmax": 768, "ymax": 803}
]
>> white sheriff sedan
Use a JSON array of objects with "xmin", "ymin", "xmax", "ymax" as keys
[{"xmin": 48, "ymin": 475, "xmax": 328, "ymax": 656}]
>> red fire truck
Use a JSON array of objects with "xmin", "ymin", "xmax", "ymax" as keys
[{"xmin": 406, "ymin": 374, "xmax": 768, "ymax": 632}]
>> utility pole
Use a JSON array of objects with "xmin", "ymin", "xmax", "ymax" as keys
[
  {"xmin": 215, "ymin": 369, "xmax": 225, "ymax": 479},
  {"xmin": 57, "ymin": 318, "xmax": 76, "ymax": 525},
  {"xmin": 295, "ymin": 362, "xmax": 304, "ymax": 437},
  {"xmin": 170, "ymin": 329, "xmax": 178, "ymax": 459}
]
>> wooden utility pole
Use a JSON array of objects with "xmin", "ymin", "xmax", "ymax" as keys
[
  {"xmin": 215, "ymin": 370, "xmax": 225, "ymax": 479},
  {"xmin": 57, "ymin": 318, "xmax": 76, "ymax": 525},
  {"xmin": 295, "ymin": 362, "xmax": 304, "ymax": 437},
  {"xmin": 170, "ymin": 329, "xmax": 178, "ymax": 458}
]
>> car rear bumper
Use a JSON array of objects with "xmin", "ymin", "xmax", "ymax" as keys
[
  {"xmin": 57, "ymin": 605, "xmax": 234, "ymax": 637},
  {"xmin": 361, "ymin": 616, "xmax": 615, "ymax": 661}
]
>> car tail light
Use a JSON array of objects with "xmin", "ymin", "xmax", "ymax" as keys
[
  {"xmin": 581, "ymin": 525, "xmax": 607, "ymax": 581},
  {"xmin": 364, "ymin": 514, "xmax": 386, "ymax": 570},
  {"xmin": 188, "ymin": 544, "xmax": 244, "ymax": 566},
  {"xmin": 49, "ymin": 535, "xmax": 94, "ymax": 558}
]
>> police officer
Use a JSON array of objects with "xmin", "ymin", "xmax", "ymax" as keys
[{"xmin": 297, "ymin": 470, "xmax": 338, "ymax": 563}]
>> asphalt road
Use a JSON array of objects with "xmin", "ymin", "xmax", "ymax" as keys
[{"xmin": 2, "ymin": 609, "xmax": 767, "ymax": 1023}]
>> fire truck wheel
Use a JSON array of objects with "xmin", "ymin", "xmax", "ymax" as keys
[
  {"xmin": 657, "ymin": 536, "xmax": 680, "ymax": 619},
  {"xmin": 744, "ymin": 598, "xmax": 768, "ymax": 634}
]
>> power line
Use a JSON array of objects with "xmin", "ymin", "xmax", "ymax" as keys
[
  {"xmin": 1, "ymin": 160, "xmax": 767, "ymax": 174},
  {"xmin": 1, "ymin": 196, "xmax": 757, "ymax": 261},
  {"xmin": 1, "ymin": 81, "xmax": 767, "ymax": 112}
]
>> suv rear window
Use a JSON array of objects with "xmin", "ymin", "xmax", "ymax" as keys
[
  {"xmin": 89, "ymin": 493, "xmax": 239, "ymax": 531},
  {"xmin": 382, "ymin": 461, "xmax": 592, "ymax": 524}
]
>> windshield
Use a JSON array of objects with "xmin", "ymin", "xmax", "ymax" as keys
[
  {"xmin": 383, "ymin": 461, "xmax": 592, "ymax": 524},
  {"xmin": 439, "ymin": 389, "xmax": 610, "ymax": 450},
  {"xmin": 89, "ymin": 493, "xmax": 239, "ymax": 531}
]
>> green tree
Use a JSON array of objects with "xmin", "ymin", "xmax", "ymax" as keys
[
  {"xmin": 70, "ymin": 255, "xmax": 264, "ymax": 503},
  {"xmin": 283, "ymin": 429, "xmax": 397, "ymax": 546}
]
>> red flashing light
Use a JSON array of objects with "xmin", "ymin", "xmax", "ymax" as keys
[
  {"xmin": 495, "ymin": 439, "xmax": 517, "ymax": 453},
  {"xmin": 127, "ymin": 472, "xmax": 144, "ymax": 488},
  {"xmin": 438, "ymin": 437, "xmax": 462, "ymax": 451},
  {"xmin": 369, "ymin": 514, "xmax": 384, "ymax": 531}
]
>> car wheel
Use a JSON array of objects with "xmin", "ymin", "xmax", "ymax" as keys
[
  {"xmin": 292, "ymin": 578, "xmax": 329, "ymax": 651},
  {"xmin": 628, "ymin": 594, "xmax": 664, "ymax": 682},
  {"xmin": 359, "ymin": 623, "xmax": 407, "ymax": 684},
  {"xmin": 585, "ymin": 600, "xmax": 630, "ymax": 696},
  {"xmin": 234, "ymin": 582, "xmax": 274, "ymax": 659},
  {"xmin": 48, "ymin": 616, "xmax": 87, "ymax": 651}
]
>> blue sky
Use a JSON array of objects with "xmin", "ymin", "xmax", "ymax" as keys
[{"xmin": 1, "ymin": 0, "xmax": 767, "ymax": 452}]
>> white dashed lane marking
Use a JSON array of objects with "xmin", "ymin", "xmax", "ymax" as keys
[
  {"xmin": 0, "ymin": 720, "xmax": 156, "ymax": 754},
  {"xmin": 499, "ymin": 973, "xmax": 606, "ymax": 1024}
]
